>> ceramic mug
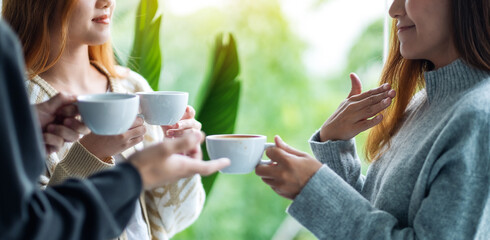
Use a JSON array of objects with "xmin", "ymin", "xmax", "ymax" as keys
[
  {"xmin": 77, "ymin": 93, "xmax": 139, "ymax": 135},
  {"xmin": 136, "ymin": 91, "xmax": 188, "ymax": 126},
  {"xmin": 206, "ymin": 134, "xmax": 275, "ymax": 174}
]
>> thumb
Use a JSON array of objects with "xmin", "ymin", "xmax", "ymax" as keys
[
  {"xmin": 46, "ymin": 93, "xmax": 77, "ymax": 114},
  {"xmin": 274, "ymin": 135, "xmax": 306, "ymax": 157},
  {"xmin": 347, "ymin": 73, "xmax": 362, "ymax": 98}
]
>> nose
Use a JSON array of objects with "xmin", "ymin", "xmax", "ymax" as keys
[
  {"xmin": 388, "ymin": 0, "xmax": 405, "ymax": 19},
  {"xmin": 96, "ymin": 0, "xmax": 114, "ymax": 9}
]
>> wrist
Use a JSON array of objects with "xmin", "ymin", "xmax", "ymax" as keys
[
  {"xmin": 79, "ymin": 137, "xmax": 109, "ymax": 160},
  {"xmin": 319, "ymin": 129, "xmax": 331, "ymax": 142}
]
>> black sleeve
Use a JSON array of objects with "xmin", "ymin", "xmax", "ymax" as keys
[{"xmin": 0, "ymin": 20, "xmax": 142, "ymax": 240}]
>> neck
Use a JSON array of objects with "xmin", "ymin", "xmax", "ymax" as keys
[
  {"xmin": 430, "ymin": 41, "xmax": 460, "ymax": 70},
  {"xmin": 39, "ymin": 42, "xmax": 108, "ymax": 95}
]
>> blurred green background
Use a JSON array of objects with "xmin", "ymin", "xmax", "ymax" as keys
[{"xmin": 112, "ymin": 0, "xmax": 386, "ymax": 239}]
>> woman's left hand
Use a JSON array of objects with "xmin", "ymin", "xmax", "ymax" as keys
[
  {"xmin": 161, "ymin": 105, "xmax": 203, "ymax": 158},
  {"xmin": 255, "ymin": 136, "xmax": 322, "ymax": 200}
]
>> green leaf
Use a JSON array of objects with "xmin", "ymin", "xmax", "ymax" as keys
[
  {"xmin": 196, "ymin": 33, "xmax": 241, "ymax": 196},
  {"xmin": 128, "ymin": 0, "xmax": 162, "ymax": 91}
]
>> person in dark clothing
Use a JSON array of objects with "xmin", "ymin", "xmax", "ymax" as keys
[{"xmin": 0, "ymin": 20, "xmax": 229, "ymax": 240}]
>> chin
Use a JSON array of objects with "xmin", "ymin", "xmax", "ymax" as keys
[
  {"xmin": 86, "ymin": 32, "xmax": 111, "ymax": 45},
  {"xmin": 399, "ymin": 46, "xmax": 419, "ymax": 60},
  {"xmin": 88, "ymin": 37, "xmax": 111, "ymax": 46}
]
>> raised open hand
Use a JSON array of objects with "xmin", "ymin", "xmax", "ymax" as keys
[{"xmin": 319, "ymin": 73, "xmax": 396, "ymax": 142}]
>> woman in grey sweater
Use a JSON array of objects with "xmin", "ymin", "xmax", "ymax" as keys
[{"xmin": 256, "ymin": 0, "xmax": 489, "ymax": 239}]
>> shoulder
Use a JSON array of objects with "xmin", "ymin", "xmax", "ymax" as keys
[
  {"xmin": 453, "ymin": 77, "xmax": 490, "ymax": 121},
  {"xmin": 0, "ymin": 21, "xmax": 20, "ymax": 52},
  {"xmin": 114, "ymin": 65, "xmax": 153, "ymax": 93},
  {"xmin": 25, "ymin": 76, "xmax": 53, "ymax": 104},
  {"xmin": 435, "ymin": 79, "xmax": 490, "ymax": 176}
]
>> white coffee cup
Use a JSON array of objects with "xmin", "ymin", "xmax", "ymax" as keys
[
  {"xmin": 206, "ymin": 134, "xmax": 275, "ymax": 174},
  {"xmin": 77, "ymin": 93, "xmax": 139, "ymax": 135},
  {"xmin": 136, "ymin": 91, "xmax": 188, "ymax": 126}
]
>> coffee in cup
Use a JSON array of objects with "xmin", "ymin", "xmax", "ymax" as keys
[
  {"xmin": 77, "ymin": 93, "xmax": 139, "ymax": 135},
  {"xmin": 206, "ymin": 134, "xmax": 275, "ymax": 174},
  {"xmin": 136, "ymin": 91, "xmax": 188, "ymax": 126}
]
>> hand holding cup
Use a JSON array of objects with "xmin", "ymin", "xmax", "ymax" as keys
[{"xmin": 36, "ymin": 93, "xmax": 90, "ymax": 154}]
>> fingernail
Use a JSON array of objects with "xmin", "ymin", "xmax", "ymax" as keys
[
  {"xmin": 219, "ymin": 158, "xmax": 231, "ymax": 166},
  {"xmin": 383, "ymin": 98, "xmax": 390, "ymax": 104},
  {"xmin": 383, "ymin": 83, "xmax": 389, "ymax": 90}
]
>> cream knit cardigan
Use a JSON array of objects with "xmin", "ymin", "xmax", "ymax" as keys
[{"xmin": 26, "ymin": 64, "xmax": 205, "ymax": 240}]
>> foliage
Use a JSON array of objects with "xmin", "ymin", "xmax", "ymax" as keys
[
  {"xmin": 128, "ymin": 0, "xmax": 162, "ymax": 90},
  {"xmin": 196, "ymin": 33, "xmax": 241, "ymax": 195},
  {"xmin": 113, "ymin": 0, "xmax": 385, "ymax": 239},
  {"xmin": 126, "ymin": 0, "xmax": 242, "ymax": 196}
]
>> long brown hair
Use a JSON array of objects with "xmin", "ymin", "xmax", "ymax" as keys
[
  {"xmin": 366, "ymin": 0, "xmax": 490, "ymax": 161},
  {"xmin": 2, "ymin": 0, "xmax": 119, "ymax": 79}
]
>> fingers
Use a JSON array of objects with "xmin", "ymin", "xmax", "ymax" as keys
[
  {"xmin": 125, "ymin": 124, "xmax": 147, "ymax": 140},
  {"xmin": 166, "ymin": 120, "xmax": 202, "ymax": 137},
  {"xmin": 265, "ymin": 145, "xmax": 296, "ymax": 167},
  {"xmin": 255, "ymin": 163, "xmax": 281, "ymax": 179},
  {"xmin": 181, "ymin": 105, "xmax": 196, "ymax": 120},
  {"xmin": 274, "ymin": 136, "xmax": 307, "ymax": 157},
  {"xmin": 64, "ymin": 118, "xmax": 90, "ymax": 135},
  {"xmin": 352, "ymin": 89, "xmax": 396, "ymax": 110},
  {"xmin": 347, "ymin": 73, "xmax": 362, "ymax": 98},
  {"xmin": 161, "ymin": 131, "xmax": 204, "ymax": 157},
  {"xmin": 55, "ymin": 104, "xmax": 79, "ymax": 118},
  {"xmin": 186, "ymin": 145, "xmax": 202, "ymax": 159},
  {"xmin": 130, "ymin": 116, "xmax": 145, "ymax": 129},
  {"xmin": 350, "ymin": 94, "xmax": 393, "ymax": 121},
  {"xmin": 185, "ymin": 158, "xmax": 231, "ymax": 176},
  {"xmin": 45, "ymin": 93, "xmax": 77, "ymax": 114},
  {"xmin": 128, "ymin": 136, "xmax": 144, "ymax": 146},
  {"xmin": 349, "ymin": 83, "xmax": 391, "ymax": 102},
  {"xmin": 46, "ymin": 124, "xmax": 80, "ymax": 142},
  {"xmin": 162, "ymin": 106, "xmax": 200, "ymax": 136},
  {"xmin": 45, "ymin": 145, "xmax": 58, "ymax": 155},
  {"xmin": 354, "ymin": 114, "xmax": 384, "ymax": 133},
  {"xmin": 43, "ymin": 133, "xmax": 64, "ymax": 153}
]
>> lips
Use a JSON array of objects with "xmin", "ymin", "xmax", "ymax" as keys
[
  {"xmin": 397, "ymin": 25, "xmax": 415, "ymax": 33},
  {"xmin": 92, "ymin": 15, "xmax": 110, "ymax": 24}
]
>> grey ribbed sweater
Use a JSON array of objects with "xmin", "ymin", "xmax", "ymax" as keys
[{"xmin": 288, "ymin": 59, "xmax": 490, "ymax": 239}]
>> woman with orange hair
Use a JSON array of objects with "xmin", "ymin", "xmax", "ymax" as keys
[
  {"xmin": 256, "ymin": 0, "xmax": 490, "ymax": 239},
  {"xmin": 2, "ymin": 0, "xmax": 205, "ymax": 240}
]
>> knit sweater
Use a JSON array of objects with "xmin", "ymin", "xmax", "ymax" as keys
[
  {"xmin": 288, "ymin": 59, "xmax": 490, "ymax": 239},
  {"xmin": 26, "ymin": 64, "xmax": 205, "ymax": 240}
]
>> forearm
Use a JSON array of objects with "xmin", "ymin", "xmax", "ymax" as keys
[
  {"xmin": 1, "ymin": 163, "xmax": 142, "ymax": 240},
  {"xmin": 309, "ymin": 131, "xmax": 365, "ymax": 191},
  {"xmin": 49, "ymin": 142, "xmax": 114, "ymax": 186},
  {"xmin": 287, "ymin": 166, "xmax": 489, "ymax": 240}
]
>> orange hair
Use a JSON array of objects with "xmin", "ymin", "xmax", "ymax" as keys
[
  {"xmin": 366, "ymin": 0, "xmax": 490, "ymax": 161},
  {"xmin": 2, "ymin": 0, "xmax": 119, "ymax": 79}
]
